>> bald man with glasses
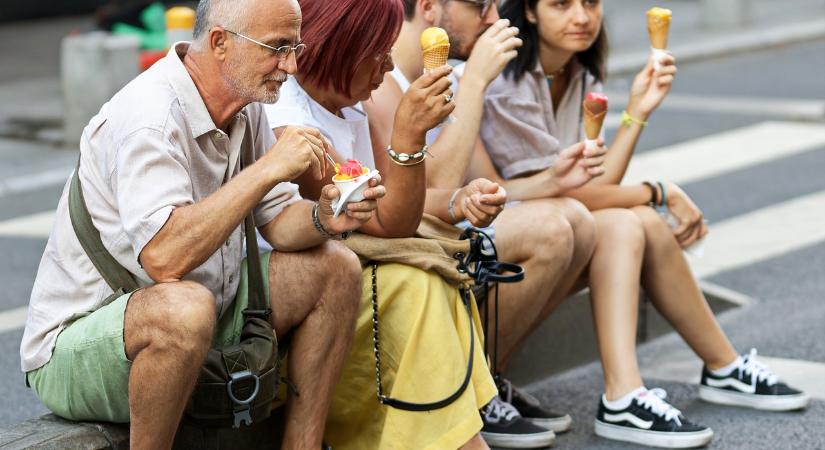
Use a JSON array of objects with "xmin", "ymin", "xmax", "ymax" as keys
[{"xmin": 20, "ymin": 0, "xmax": 384, "ymax": 448}]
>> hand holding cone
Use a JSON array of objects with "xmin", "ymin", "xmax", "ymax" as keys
[
  {"xmin": 421, "ymin": 27, "xmax": 450, "ymax": 71},
  {"xmin": 582, "ymin": 92, "xmax": 608, "ymax": 150},
  {"xmin": 646, "ymin": 7, "xmax": 672, "ymax": 71}
]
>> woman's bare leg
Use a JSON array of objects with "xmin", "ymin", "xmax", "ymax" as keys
[
  {"xmin": 588, "ymin": 209, "xmax": 647, "ymax": 400},
  {"xmin": 632, "ymin": 206, "xmax": 738, "ymax": 369}
]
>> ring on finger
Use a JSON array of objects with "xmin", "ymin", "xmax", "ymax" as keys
[{"xmin": 444, "ymin": 93, "xmax": 453, "ymax": 103}]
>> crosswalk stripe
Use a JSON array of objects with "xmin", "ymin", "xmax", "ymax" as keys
[
  {"xmin": 690, "ymin": 189, "xmax": 825, "ymax": 278},
  {"xmin": 606, "ymin": 93, "xmax": 825, "ymax": 122},
  {"xmin": 0, "ymin": 211, "xmax": 55, "ymax": 238},
  {"xmin": 0, "ymin": 166, "xmax": 70, "ymax": 198},
  {"xmin": 623, "ymin": 121, "xmax": 825, "ymax": 185},
  {"xmin": 0, "ymin": 306, "xmax": 28, "ymax": 335}
]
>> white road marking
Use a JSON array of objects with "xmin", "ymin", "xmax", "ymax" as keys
[
  {"xmin": 689, "ymin": 189, "xmax": 825, "ymax": 278},
  {"xmin": 641, "ymin": 353, "xmax": 825, "ymax": 401},
  {"xmin": 606, "ymin": 94, "xmax": 825, "ymax": 122},
  {"xmin": 0, "ymin": 166, "xmax": 70, "ymax": 198},
  {"xmin": 0, "ymin": 211, "xmax": 55, "ymax": 238},
  {"xmin": 0, "ymin": 306, "xmax": 28, "ymax": 334},
  {"xmin": 623, "ymin": 121, "xmax": 825, "ymax": 185}
]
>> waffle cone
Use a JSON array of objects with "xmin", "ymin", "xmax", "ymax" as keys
[
  {"xmin": 647, "ymin": 17, "xmax": 670, "ymax": 49},
  {"xmin": 423, "ymin": 44, "xmax": 449, "ymax": 70},
  {"xmin": 583, "ymin": 106, "xmax": 607, "ymax": 140}
]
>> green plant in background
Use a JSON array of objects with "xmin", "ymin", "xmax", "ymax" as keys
[{"xmin": 112, "ymin": 2, "xmax": 166, "ymax": 50}]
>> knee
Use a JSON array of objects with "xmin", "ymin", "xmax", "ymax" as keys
[
  {"xmin": 554, "ymin": 197, "xmax": 597, "ymax": 256},
  {"xmin": 523, "ymin": 203, "xmax": 576, "ymax": 266},
  {"xmin": 597, "ymin": 209, "xmax": 645, "ymax": 254},
  {"xmin": 147, "ymin": 281, "xmax": 216, "ymax": 352},
  {"xmin": 313, "ymin": 241, "xmax": 362, "ymax": 314},
  {"xmin": 633, "ymin": 206, "xmax": 676, "ymax": 246}
]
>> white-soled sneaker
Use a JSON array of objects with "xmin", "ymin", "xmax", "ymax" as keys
[
  {"xmin": 699, "ymin": 348, "xmax": 810, "ymax": 411},
  {"xmin": 481, "ymin": 396, "xmax": 556, "ymax": 449},
  {"xmin": 594, "ymin": 388, "xmax": 713, "ymax": 449}
]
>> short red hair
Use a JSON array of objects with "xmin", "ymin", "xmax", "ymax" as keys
[{"xmin": 298, "ymin": 0, "xmax": 404, "ymax": 97}]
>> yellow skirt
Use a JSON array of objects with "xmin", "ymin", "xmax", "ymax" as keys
[{"xmin": 325, "ymin": 263, "xmax": 497, "ymax": 450}]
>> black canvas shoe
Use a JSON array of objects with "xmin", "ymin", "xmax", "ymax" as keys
[
  {"xmin": 498, "ymin": 378, "xmax": 572, "ymax": 433},
  {"xmin": 481, "ymin": 396, "xmax": 556, "ymax": 449},
  {"xmin": 699, "ymin": 348, "xmax": 810, "ymax": 411},
  {"xmin": 594, "ymin": 388, "xmax": 713, "ymax": 449}
]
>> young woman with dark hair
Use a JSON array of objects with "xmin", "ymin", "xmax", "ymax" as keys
[
  {"xmin": 262, "ymin": 0, "xmax": 509, "ymax": 448},
  {"xmin": 467, "ymin": 0, "xmax": 810, "ymax": 447}
]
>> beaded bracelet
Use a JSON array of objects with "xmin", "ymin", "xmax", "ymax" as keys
[
  {"xmin": 387, "ymin": 144, "xmax": 430, "ymax": 166},
  {"xmin": 621, "ymin": 110, "xmax": 649, "ymax": 128}
]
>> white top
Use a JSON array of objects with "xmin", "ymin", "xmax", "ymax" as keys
[
  {"xmin": 21, "ymin": 43, "xmax": 301, "ymax": 372},
  {"xmin": 263, "ymin": 77, "xmax": 375, "ymax": 168}
]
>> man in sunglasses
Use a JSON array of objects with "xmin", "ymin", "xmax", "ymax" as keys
[
  {"xmin": 367, "ymin": 0, "xmax": 608, "ymax": 448},
  {"xmin": 19, "ymin": 0, "xmax": 381, "ymax": 448}
]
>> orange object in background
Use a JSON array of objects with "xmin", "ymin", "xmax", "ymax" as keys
[{"xmin": 139, "ymin": 50, "xmax": 166, "ymax": 71}]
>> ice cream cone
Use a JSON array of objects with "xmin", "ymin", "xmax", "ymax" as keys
[
  {"xmin": 421, "ymin": 27, "xmax": 450, "ymax": 71},
  {"xmin": 647, "ymin": 7, "xmax": 672, "ymax": 71},
  {"xmin": 646, "ymin": 7, "xmax": 672, "ymax": 50},
  {"xmin": 582, "ymin": 92, "xmax": 608, "ymax": 149}
]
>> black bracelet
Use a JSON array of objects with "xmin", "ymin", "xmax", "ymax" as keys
[
  {"xmin": 656, "ymin": 181, "xmax": 667, "ymax": 207},
  {"xmin": 311, "ymin": 203, "xmax": 351, "ymax": 240},
  {"xmin": 641, "ymin": 181, "xmax": 658, "ymax": 207}
]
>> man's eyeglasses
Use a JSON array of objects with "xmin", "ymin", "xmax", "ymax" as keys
[
  {"xmin": 453, "ymin": 0, "xmax": 499, "ymax": 17},
  {"xmin": 223, "ymin": 28, "xmax": 307, "ymax": 60}
]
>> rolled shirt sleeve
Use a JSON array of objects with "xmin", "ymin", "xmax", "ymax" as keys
[
  {"xmin": 112, "ymin": 128, "xmax": 194, "ymax": 262},
  {"xmin": 481, "ymin": 94, "xmax": 561, "ymax": 180}
]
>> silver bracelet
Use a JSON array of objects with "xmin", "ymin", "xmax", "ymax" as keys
[
  {"xmin": 386, "ymin": 145, "xmax": 430, "ymax": 166},
  {"xmin": 312, "ymin": 203, "xmax": 351, "ymax": 240},
  {"xmin": 447, "ymin": 189, "xmax": 461, "ymax": 223}
]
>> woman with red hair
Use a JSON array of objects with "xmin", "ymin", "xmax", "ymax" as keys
[{"xmin": 263, "ymin": 0, "xmax": 507, "ymax": 448}]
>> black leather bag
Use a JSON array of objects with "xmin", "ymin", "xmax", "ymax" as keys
[{"xmin": 68, "ymin": 142, "xmax": 279, "ymax": 429}]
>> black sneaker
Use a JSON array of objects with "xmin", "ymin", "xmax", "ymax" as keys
[
  {"xmin": 699, "ymin": 348, "xmax": 810, "ymax": 411},
  {"xmin": 498, "ymin": 378, "xmax": 572, "ymax": 433},
  {"xmin": 481, "ymin": 396, "xmax": 555, "ymax": 449},
  {"xmin": 594, "ymin": 388, "xmax": 713, "ymax": 448}
]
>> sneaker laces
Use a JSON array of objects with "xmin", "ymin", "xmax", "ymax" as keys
[
  {"xmin": 498, "ymin": 377, "xmax": 540, "ymax": 407},
  {"xmin": 483, "ymin": 395, "xmax": 521, "ymax": 424},
  {"xmin": 637, "ymin": 388, "xmax": 682, "ymax": 426},
  {"xmin": 739, "ymin": 348, "xmax": 779, "ymax": 387}
]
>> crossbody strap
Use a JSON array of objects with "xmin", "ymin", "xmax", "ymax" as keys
[
  {"xmin": 68, "ymin": 127, "xmax": 267, "ymax": 314},
  {"xmin": 69, "ymin": 157, "xmax": 139, "ymax": 293}
]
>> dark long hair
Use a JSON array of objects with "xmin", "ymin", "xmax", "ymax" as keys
[{"xmin": 501, "ymin": 0, "xmax": 608, "ymax": 83}]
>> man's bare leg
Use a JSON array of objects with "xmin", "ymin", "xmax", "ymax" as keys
[
  {"xmin": 492, "ymin": 198, "xmax": 597, "ymax": 370},
  {"xmin": 632, "ymin": 206, "xmax": 738, "ymax": 369},
  {"xmin": 267, "ymin": 241, "xmax": 362, "ymax": 449},
  {"xmin": 125, "ymin": 281, "xmax": 217, "ymax": 449},
  {"xmin": 588, "ymin": 210, "xmax": 646, "ymax": 400}
]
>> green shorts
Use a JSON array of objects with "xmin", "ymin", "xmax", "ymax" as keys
[{"xmin": 27, "ymin": 252, "xmax": 273, "ymax": 423}]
